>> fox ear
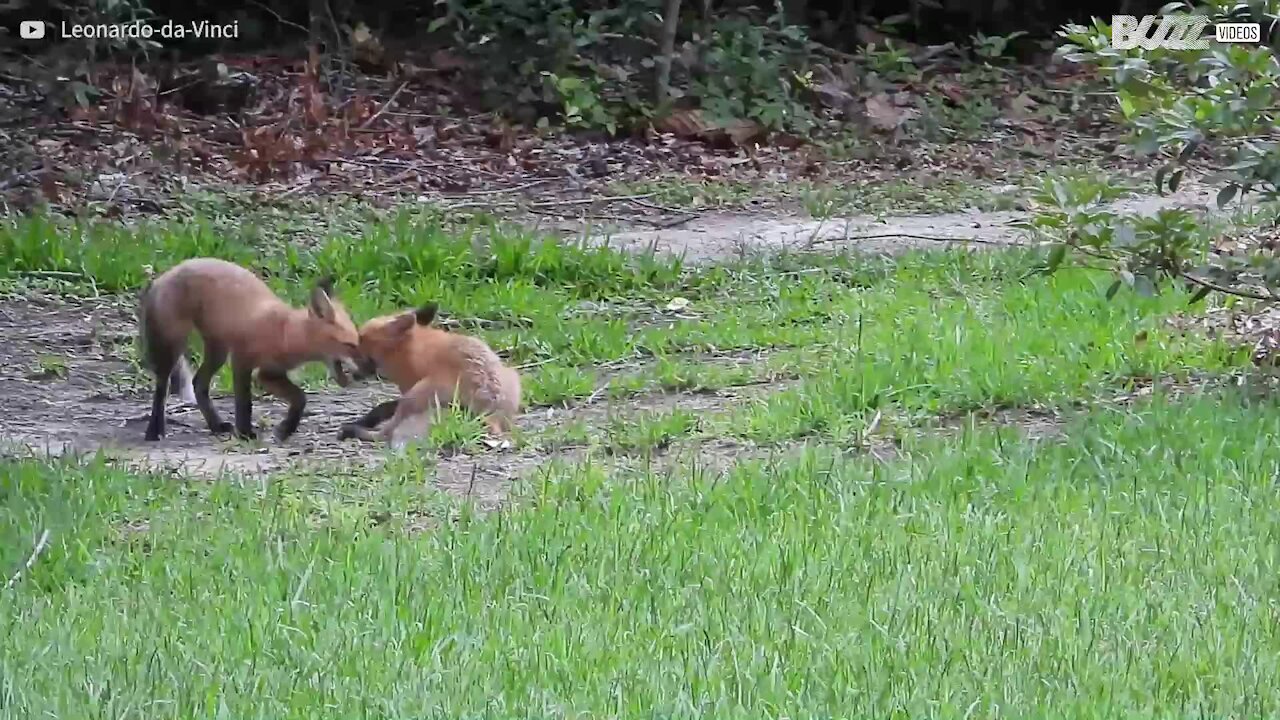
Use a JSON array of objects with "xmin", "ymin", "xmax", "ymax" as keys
[
  {"xmin": 414, "ymin": 303, "xmax": 438, "ymax": 326},
  {"xmin": 308, "ymin": 285, "xmax": 336, "ymax": 321},
  {"xmin": 386, "ymin": 311, "xmax": 417, "ymax": 335}
]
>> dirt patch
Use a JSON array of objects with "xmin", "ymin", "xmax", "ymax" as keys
[
  {"xmin": 0, "ymin": 293, "xmax": 784, "ymax": 502},
  {"xmin": 0, "ymin": 293, "xmax": 398, "ymax": 473},
  {"xmin": 594, "ymin": 184, "xmax": 1221, "ymax": 262}
]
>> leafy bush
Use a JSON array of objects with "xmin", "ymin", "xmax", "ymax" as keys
[
  {"xmin": 690, "ymin": 16, "xmax": 816, "ymax": 133},
  {"xmin": 431, "ymin": 0, "xmax": 659, "ymax": 132},
  {"xmin": 1037, "ymin": 0, "xmax": 1280, "ymax": 301}
]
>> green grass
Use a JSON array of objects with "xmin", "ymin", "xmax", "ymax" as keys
[
  {"xmin": 5, "ymin": 391, "xmax": 1280, "ymax": 717},
  {"xmin": 0, "ymin": 211, "xmax": 1244, "ymax": 415},
  {"xmin": 1, "ymin": 197, "xmax": 1276, "ymax": 717}
]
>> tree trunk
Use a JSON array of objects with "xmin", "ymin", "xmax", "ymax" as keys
[
  {"xmin": 655, "ymin": 0, "xmax": 682, "ymax": 105},
  {"xmin": 308, "ymin": 0, "xmax": 327, "ymax": 73}
]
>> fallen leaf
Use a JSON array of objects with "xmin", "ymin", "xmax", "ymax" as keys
[
  {"xmin": 1008, "ymin": 92, "xmax": 1038, "ymax": 119},
  {"xmin": 865, "ymin": 93, "xmax": 906, "ymax": 131},
  {"xmin": 665, "ymin": 297, "xmax": 690, "ymax": 311},
  {"xmin": 655, "ymin": 109, "xmax": 713, "ymax": 139},
  {"xmin": 935, "ymin": 81, "xmax": 968, "ymax": 104},
  {"xmin": 722, "ymin": 118, "xmax": 765, "ymax": 147}
]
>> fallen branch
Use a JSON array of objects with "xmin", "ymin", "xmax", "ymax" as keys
[{"xmin": 4, "ymin": 529, "xmax": 50, "ymax": 591}]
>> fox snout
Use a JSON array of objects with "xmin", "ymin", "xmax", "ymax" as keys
[
  {"xmin": 329, "ymin": 357, "xmax": 362, "ymax": 387},
  {"xmin": 350, "ymin": 354, "xmax": 381, "ymax": 382}
]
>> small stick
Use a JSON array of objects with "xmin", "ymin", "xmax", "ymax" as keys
[
  {"xmin": 628, "ymin": 197, "xmax": 698, "ymax": 215},
  {"xmin": 4, "ymin": 529, "xmax": 50, "ymax": 591},
  {"xmin": 812, "ymin": 232, "xmax": 1017, "ymax": 247},
  {"xmin": 358, "ymin": 80, "xmax": 409, "ymax": 130},
  {"xmin": 17, "ymin": 270, "xmax": 84, "ymax": 279}
]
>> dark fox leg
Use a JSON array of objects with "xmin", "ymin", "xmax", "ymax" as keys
[
  {"xmin": 231, "ymin": 357, "xmax": 257, "ymax": 441},
  {"xmin": 139, "ymin": 290, "xmax": 180, "ymax": 442},
  {"xmin": 349, "ymin": 380, "xmax": 449, "ymax": 445},
  {"xmin": 194, "ymin": 342, "xmax": 231, "ymax": 434},
  {"xmin": 337, "ymin": 399, "xmax": 400, "ymax": 441},
  {"xmin": 258, "ymin": 369, "xmax": 306, "ymax": 442},
  {"xmin": 144, "ymin": 348, "xmax": 176, "ymax": 442}
]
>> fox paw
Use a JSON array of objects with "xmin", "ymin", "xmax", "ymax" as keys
[
  {"xmin": 336, "ymin": 424, "xmax": 358, "ymax": 441},
  {"xmin": 233, "ymin": 428, "xmax": 258, "ymax": 441}
]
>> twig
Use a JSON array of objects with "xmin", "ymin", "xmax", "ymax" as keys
[
  {"xmin": 1179, "ymin": 271, "xmax": 1279, "ymax": 302},
  {"xmin": 17, "ymin": 270, "xmax": 85, "ymax": 279},
  {"xmin": 0, "ymin": 167, "xmax": 44, "ymax": 191},
  {"xmin": 248, "ymin": 0, "xmax": 312, "ymax": 35},
  {"xmin": 438, "ymin": 190, "xmax": 653, "ymax": 213},
  {"xmin": 628, "ymin": 197, "xmax": 699, "ymax": 215},
  {"xmin": 358, "ymin": 80, "xmax": 408, "ymax": 130},
  {"xmin": 455, "ymin": 178, "xmax": 559, "ymax": 196},
  {"xmin": 4, "ymin": 529, "xmax": 50, "ymax": 591},
  {"xmin": 813, "ymin": 232, "xmax": 1017, "ymax": 247},
  {"xmin": 526, "ymin": 207, "xmax": 670, "ymax": 226},
  {"xmin": 516, "ymin": 358, "xmax": 555, "ymax": 371},
  {"xmin": 657, "ymin": 215, "xmax": 699, "ymax": 229},
  {"xmin": 99, "ymin": 172, "xmax": 132, "ymax": 209}
]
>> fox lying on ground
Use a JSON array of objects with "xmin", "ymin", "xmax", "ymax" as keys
[
  {"xmin": 137, "ymin": 257, "xmax": 363, "ymax": 443},
  {"xmin": 337, "ymin": 304, "xmax": 521, "ymax": 447}
]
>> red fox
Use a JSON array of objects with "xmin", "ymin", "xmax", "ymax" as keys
[
  {"xmin": 137, "ymin": 257, "xmax": 362, "ymax": 443},
  {"xmin": 337, "ymin": 304, "xmax": 521, "ymax": 446}
]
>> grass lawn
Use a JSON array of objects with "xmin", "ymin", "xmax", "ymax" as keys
[{"xmin": 1, "ymin": 210, "xmax": 1276, "ymax": 718}]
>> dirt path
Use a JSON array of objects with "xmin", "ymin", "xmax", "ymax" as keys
[{"xmin": 597, "ymin": 185, "xmax": 1219, "ymax": 261}]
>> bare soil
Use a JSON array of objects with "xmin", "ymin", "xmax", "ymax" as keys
[{"xmin": 0, "ymin": 291, "xmax": 784, "ymax": 502}]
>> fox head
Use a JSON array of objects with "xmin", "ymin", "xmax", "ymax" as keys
[
  {"xmin": 306, "ymin": 276, "xmax": 362, "ymax": 387},
  {"xmin": 351, "ymin": 303, "xmax": 438, "ymax": 381}
]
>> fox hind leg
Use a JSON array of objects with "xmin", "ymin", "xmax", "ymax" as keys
[
  {"xmin": 337, "ymin": 399, "xmax": 400, "ymax": 441},
  {"xmin": 351, "ymin": 380, "xmax": 449, "ymax": 447},
  {"xmin": 193, "ymin": 342, "xmax": 232, "ymax": 434},
  {"xmin": 144, "ymin": 349, "xmax": 176, "ymax": 441}
]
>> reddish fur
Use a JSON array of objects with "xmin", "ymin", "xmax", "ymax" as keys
[
  {"xmin": 138, "ymin": 257, "xmax": 361, "ymax": 442},
  {"xmin": 342, "ymin": 308, "xmax": 522, "ymax": 445}
]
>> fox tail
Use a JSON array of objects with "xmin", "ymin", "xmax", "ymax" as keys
[{"xmin": 136, "ymin": 281, "xmax": 196, "ymax": 405}]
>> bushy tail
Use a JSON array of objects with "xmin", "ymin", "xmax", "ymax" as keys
[{"xmin": 136, "ymin": 281, "xmax": 196, "ymax": 405}]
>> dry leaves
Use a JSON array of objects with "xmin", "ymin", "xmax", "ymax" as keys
[{"xmin": 654, "ymin": 109, "xmax": 766, "ymax": 148}]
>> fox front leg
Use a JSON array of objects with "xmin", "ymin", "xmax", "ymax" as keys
[{"xmin": 257, "ymin": 369, "xmax": 306, "ymax": 443}]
